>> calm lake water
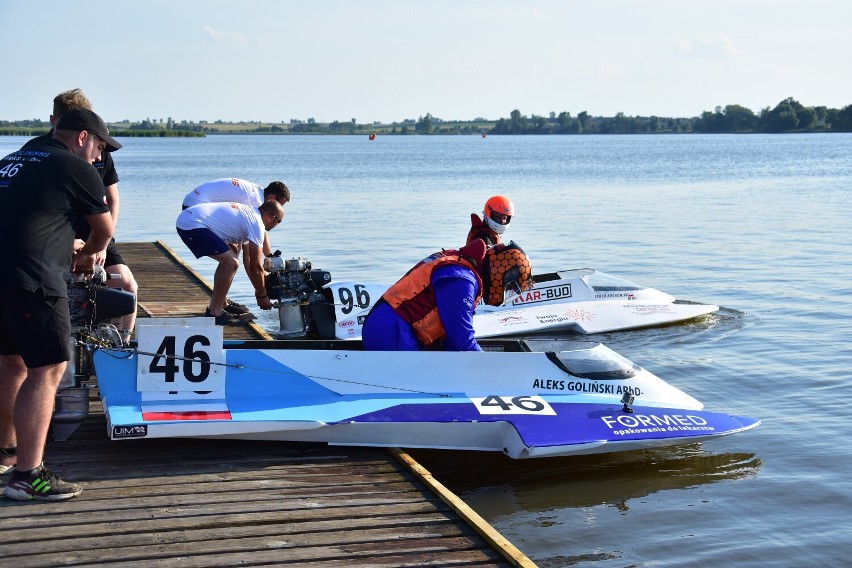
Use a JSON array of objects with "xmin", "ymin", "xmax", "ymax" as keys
[{"xmin": 2, "ymin": 133, "xmax": 851, "ymax": 567}]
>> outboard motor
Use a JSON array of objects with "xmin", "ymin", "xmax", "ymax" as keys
[
  {"xmin": 55, "ymin": 266, "xmax": 137, "ymax": 441},
  {"xmin": 264, "ymin": 252, "xmax": 336, "ymax": 339},
  {"xmin": 67, "ymin": 266, "xmax": 137, "ymax": 329}
]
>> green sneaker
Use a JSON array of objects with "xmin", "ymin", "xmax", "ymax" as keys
[{"xmin": 4, "ymin": 465, "xmax": 82, "ymax": 501}]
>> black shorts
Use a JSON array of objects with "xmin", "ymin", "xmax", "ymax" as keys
[
  {"xmin": 104, "ymin": 238, "xmax": 126, "ymax": 267},
  {"xmin": 0, "ymin": 289, "xmax": 71, "ymax": 367}
]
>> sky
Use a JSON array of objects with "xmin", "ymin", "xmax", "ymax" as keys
[{"xmin": 1, "ymin": 0, "xmax": 850, "ymax": 124}]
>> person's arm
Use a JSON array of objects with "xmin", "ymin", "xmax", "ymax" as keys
[
  {"xmin": 262, "ymin": 231, "xmax": 272, "ymax": 257},
  {"xmin": 433, "ymin": 271, "xmax": 482, "ymax": 352},
  {"xmin": 245, "ymin": 242, "xmax": 273, "ymax": 310},
  {"xmin": 104, "ymin": 182, "xmax": 120, "ymax": 226},
  {"xmin": 73, "ymin": 212, "xmax": 113, "ymax": 273}
]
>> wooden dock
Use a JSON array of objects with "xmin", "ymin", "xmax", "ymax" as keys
[{"xmin": 0, "ymin": 241, "xmax": 535, "ymax": 568}]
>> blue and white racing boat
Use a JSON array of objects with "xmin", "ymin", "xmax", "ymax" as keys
[
  {"xmin": 92, "ymin": 317, "xmax": 758, "ymax": 459},
  {"xmin": 264, "ymin": 258, "xmax": 719, "ymax": 340}
]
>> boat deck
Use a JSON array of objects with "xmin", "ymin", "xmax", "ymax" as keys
[{"xmin": 0, "ymin": 241, "xmax": 534, "ymax": 568}]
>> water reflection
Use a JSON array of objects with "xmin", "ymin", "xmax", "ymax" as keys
[{"xmin": 410, "ymin": 444, "xmax": 761, "ymax": 516}]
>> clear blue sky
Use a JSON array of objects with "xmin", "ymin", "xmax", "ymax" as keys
[{"xmin": 2, "ymin": 0, "xmax": 850, "ymax": 123}]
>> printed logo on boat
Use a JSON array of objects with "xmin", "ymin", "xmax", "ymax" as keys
[
  {"xmin": 600, "ymin": 412, "xmax": 715, "ymax": 437},
  {"xmin": 113, "ymin": 425, "xmax": 148, "ymax": 439},
  {"xmin": 510, "ymin": 284, "xmax": 572, "ymax": 306},
  {"xmin": 563, "ymin": 307, "xmax": 595, "ymax": 321},
  {"xmin": 534, "ymin": 311, "xmax": 593, "ymax": 325},
  {"xmin": 628, "ymin": 305, "xmax": 675, "ymax": 316},
  {"xmin": 497, "ymin": 315, "xmax": 529, "ymax": 326}
]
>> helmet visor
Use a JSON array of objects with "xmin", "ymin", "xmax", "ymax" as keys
[{"xmin": 489, "ymin": 211, "xmax": 512, "ymax": 225}]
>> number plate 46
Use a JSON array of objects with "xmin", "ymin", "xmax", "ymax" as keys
[
  {"xmin": 471, "ymin": 395, "xmax": 556, "ymax": 415},
  {"xmin": 136, "ymin": 318, "xmax": 225, "ymax": 392}
]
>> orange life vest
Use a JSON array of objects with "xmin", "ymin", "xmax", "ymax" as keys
[
  {"xmin": 466, "ymin": 213, "xmax": 501, "ymax": 247},
  {"xmin": 382, "ymin": 251, "xmax": 484, "ymax": 348}
]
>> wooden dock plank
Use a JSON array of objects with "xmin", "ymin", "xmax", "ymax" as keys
[{"xmin": 0, "ymin": 241, "xmax": 533, "ymax": 567}]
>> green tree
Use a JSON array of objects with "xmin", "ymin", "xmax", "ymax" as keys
[
  {"xmin": 834, "ymin": 105, "xmax": 852, "ymax": 131},
  {"xmin": 509, "ymin": 109, "xmax": 526, "ymax": 134},
  {"xmin": 760, "ymin": 99, "xmax": 799, "ymax": 132},
  {"xmin": 796, "ymin": 107, "xmax": 817, "ymax": 130},
  {"xmin": 577, "ymin": 111, "xmax": 590, "ymax": 131},
  {"xmin": 530, "ymin": 114, "xmax": 549, "ymax": 133},
  {"xmin": 492, "ymin": 117, "xmax": 511, "ymax": 134},
  {"xmin": 723, "ymin": 104, "xmax": 757, "ymax": 131},
  {"xmin": 415, "ymin": 113, "xmax": 434, "ymax": 134}
]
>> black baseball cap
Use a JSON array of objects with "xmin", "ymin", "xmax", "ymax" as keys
[{"xmin": 55, "ymin": 108, "xmax": 122, "ymax": 152}]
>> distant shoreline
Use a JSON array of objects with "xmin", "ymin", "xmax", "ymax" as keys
[
  {"xmin": 0, "ymin": 127, "xmax": 845, "ymax": 138},
  {"xmin": 2, "ymin": 96, "xmax": 851, "ymax": 136}
]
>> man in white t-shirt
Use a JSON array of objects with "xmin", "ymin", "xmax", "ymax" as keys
[
  {"xmin": 182, "ymin": 178, "xmax": 290, "ymax": 211},
  {"xmin": 176, "ymin": 200, "xmax": 285, "ymax": 325},
  {"xmin": 182, "ymin": 178, "xmax": 290, "ymax": 315}
]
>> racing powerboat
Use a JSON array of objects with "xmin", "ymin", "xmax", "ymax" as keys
[
  {"xmin": 91, "ymin": 317, "xmax": 758, "ymax": 459},
  {"xmin": 263, "ymin": 257, "xmax": 719, "ymax": 340}
]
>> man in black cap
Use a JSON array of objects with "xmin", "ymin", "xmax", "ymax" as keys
[
  {"xmin": 21, "ymin": 89, "xmax": 139, "ymax": 345},
  {"xmin": 0, "ymin": 107, "xmax": 117, "ymax": 501}
]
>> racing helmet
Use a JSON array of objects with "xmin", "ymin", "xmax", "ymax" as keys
[
  {"xmin": 483, "ymin": 195, "xmax": 514, "ymax": 235},
  {"xmin": 480, "ymin": 241, "xmax": 532, "ymax": 306}
]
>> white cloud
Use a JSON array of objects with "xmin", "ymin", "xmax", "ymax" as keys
[
  {"xmin": 202, "ymin": 25, "xmax": 248, "ymax": 44},
  {"xmin": 677, "ymin": 34, "xmax": 737, "ymax": 58}
]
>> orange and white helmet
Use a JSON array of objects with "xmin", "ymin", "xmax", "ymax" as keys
[
  {"xmin": 483, "ymin": 195, "xmax": 514, "ymax": 235},
  {"xmin": 479, "ymin": 241, "xmax": 532, "ymax": 306}
]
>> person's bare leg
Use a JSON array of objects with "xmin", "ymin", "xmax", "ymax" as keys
[
  {"xmin": 13, "ymin": 361, "xmax": 67, "ymax": 471},
  {"xmin": 209, "ymin": 251, "xmax": 240, "ymax": 316},
  {"xmin": 0, "ymin": 355, "xmax": 27, "ymax": 471},
  {"xmin": 105, "ymin": 263, "xmax": 138, "ymax": 341}
]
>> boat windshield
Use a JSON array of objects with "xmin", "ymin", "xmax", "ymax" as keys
[
  {"xmin": 538, "ymin": 268, "xmax": 595, "ymax": 282},
  {"xmin": 547, "ymin": 344, "xmax": 640, "ymax": 380},
  {"xmin": 586, "ymin": 271, "xmax": 644, "ymax": 292}
]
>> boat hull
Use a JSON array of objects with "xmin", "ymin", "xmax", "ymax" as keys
[{"xmin": 93, "ymin": 318, "xmax": 758, "ymax": 459}]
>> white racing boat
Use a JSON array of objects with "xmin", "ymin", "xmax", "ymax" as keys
[
  {"xmin": 91, "ymin": 317, "xmax": 758, "ymax": 459},
  {"xmin": 264, "ymin": 257, "xmax": 719, "ymax": 340}
]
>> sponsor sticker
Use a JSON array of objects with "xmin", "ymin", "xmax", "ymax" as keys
[
  {"xmin": 563, "ymin": 308, "xmax": 595, "ymax": 321},
  {"xmin": 497, "ymin": 315, "xmax": 529, "ymax": 326},
  {"xmin": 112, "ymin": 425, "xmax": 148, "ymax": 439}
]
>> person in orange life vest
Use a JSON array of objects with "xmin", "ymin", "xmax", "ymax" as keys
[
  {"xmin": 362, "ymin": 239, "xmax": 532, "ymax": 351},
  {"xmin": 466, "ymin": 195, "xmax": 514, "ymax": 247}
]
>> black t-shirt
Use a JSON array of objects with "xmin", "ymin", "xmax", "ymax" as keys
[
  {"xmin": 0, "ymin": 138, "xmax": 109, "ymax": 296},
  {"xmin": 22, "ymin": 131, "xmax": 119, "ymax": 185},
  {"xmin": 22, "ymin": 131, "xmax": 118, "ymax": 238}
]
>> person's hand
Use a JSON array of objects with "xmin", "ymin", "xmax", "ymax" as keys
[
  {"xmin": 94, "ymin": 249, "xmax": 107, "ymax": 266},
  {"xmin": 71, "ymin": 251, "xmax": 96, "ymax": 275},
  {"xmin": 73, "ymin": 238, "xmax": 86, "ymax": 252},
  {"xmin": 257, "ymin": 295, "xmax": 273, "ymax": 310}
]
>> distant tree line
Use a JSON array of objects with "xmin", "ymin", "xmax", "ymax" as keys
[
  {"xmin": 488, "ymin": 98, "xmax": 852, "ymax": 135},
  {"xmin": 2, "ymin": 97, "xmax": 851, "ymax": 136}
]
